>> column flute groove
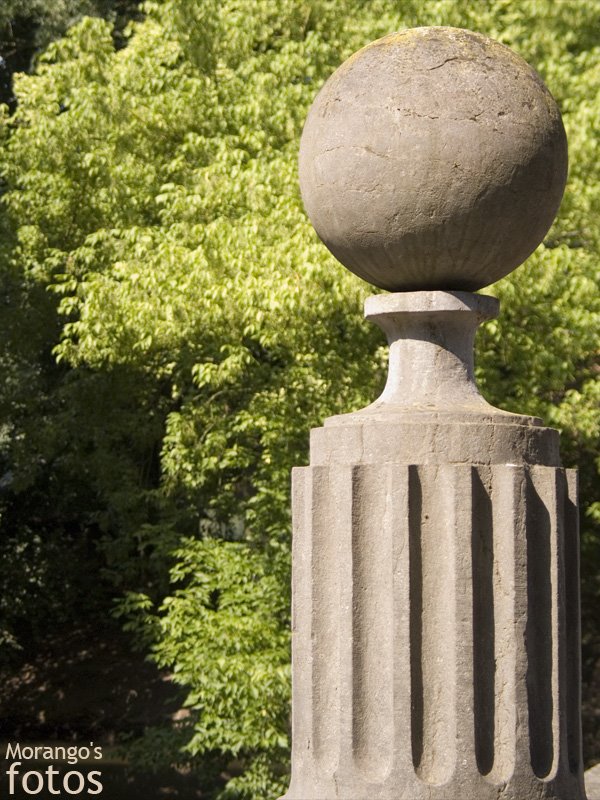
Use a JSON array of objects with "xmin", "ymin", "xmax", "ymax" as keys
[{"xmin": 351, "ymin": 464, "xmax": 394, "ymax": 782}]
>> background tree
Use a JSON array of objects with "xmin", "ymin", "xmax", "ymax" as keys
[
  {"xmin": 0, "ymin": 1, "xmax": 598, "ymax": 798},
  {"xmin": 0, "ymin": 0, "xmax": 141, "ymax": 106}
]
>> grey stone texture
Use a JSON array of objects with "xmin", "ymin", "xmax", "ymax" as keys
[
  {"xmin": 282, "ymin": 293, "xmax": 585, "ymax": 800},
  {"xmin": 284, "ymin": 24, "xmax": 583, "ymax": 800},
  {"xmin": 298, "ymin": 27, "xmax": 568, "ymax": 292},
  {"xmin": 586, "ymin": 763, "xmax": 600, "ymax": 800}
]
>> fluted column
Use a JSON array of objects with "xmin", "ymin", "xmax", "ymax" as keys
[
  {"xmin": 286, "ymin": 463, "xmax": 583, "ymax": 800},
  {"xmin": 282, "ymin": 295, "xmax": 585, "ymax": 800}
]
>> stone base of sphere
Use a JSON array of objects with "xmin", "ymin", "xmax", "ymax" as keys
[{"xmin": 280, "ymin": 291, "xmax": 585, "ymax": 800}]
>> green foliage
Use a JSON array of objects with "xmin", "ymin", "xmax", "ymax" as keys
[
  {"xmin": 0, "ymin": 0, "xmax": 598, "ymax": 797},
  {"xmin": 0, "ymin": 0, "xmax": 141, "ymax": 57},
  {"xmin": 0, "ymin": 0, "xmax": 142, "ymax": 108},
  {"xmin": 155, "ymin": 539, "xmax": 290, "ymax": 788}
]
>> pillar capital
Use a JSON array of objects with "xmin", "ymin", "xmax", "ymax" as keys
[{"xmin": 364, "ymin": 289, "xmax": 498, "ymax": 413}]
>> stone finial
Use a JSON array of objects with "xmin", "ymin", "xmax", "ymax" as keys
[{"xmin": 298, "ymin": 26, "xmax": 568, "ymax": 292}]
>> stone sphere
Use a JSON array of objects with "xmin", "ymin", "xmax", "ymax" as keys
[{"xmin": 298, "ymin": 27, "xmax": 568, "ymax": 291}]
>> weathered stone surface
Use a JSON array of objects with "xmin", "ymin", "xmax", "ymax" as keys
[
  {"xmin": 284, "ymin": 24, "xmax": 584, "ymax": 800},
  {"xmin": 314, "ymin": 292, "xmax": 562, "ymax": 468},
  {"xmin": 298, "ymin": 27, "xmax": 568, "ymax": 292},
  {"xmin": 281, "ymin": 292, "xmax": 586, "ymax": 800},
  {"xmin": 284, "ymin": 462, "xmax": 583, "ymax": 800},
  {"xmin": 586, "ymin": 763, "xmax": 600, "ymax": 800}
]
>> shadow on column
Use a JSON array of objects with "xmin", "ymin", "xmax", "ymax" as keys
[
  {"xmin": 564, "ymin": 472, "xmax": 582, "ymax": 776},
  {"xmin": 472, "ymin": 469, "xmax": 495, "ymax": 776},
  {"xmin": 525, "ymin": 472, "xmax": 554, "ymax": 778},
  {"xmin": 409, "ymin": 465, "xmax": 424, "ymax": 772}
]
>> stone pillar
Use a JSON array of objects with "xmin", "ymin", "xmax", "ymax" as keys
[{"xmin": 282, "ymin": 26, "xmax": 586, "ymax": 800}]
